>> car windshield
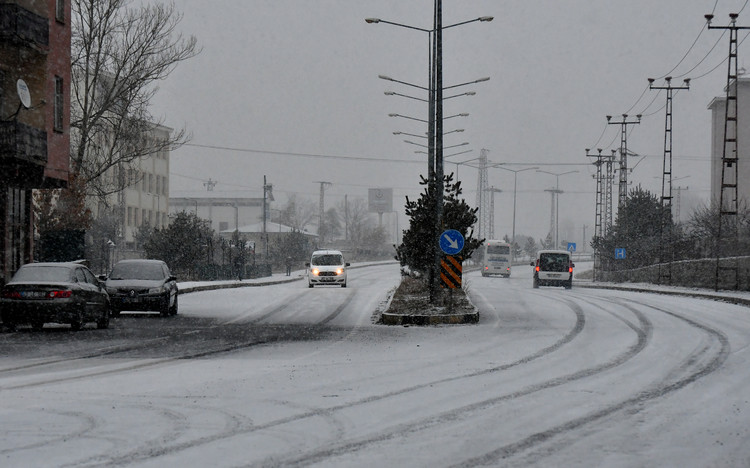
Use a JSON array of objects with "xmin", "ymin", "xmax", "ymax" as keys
[
  {"xmin": 109, "ymin": 263, "xmax": 165, "ymax": 280},
  {"xmin": 11, "ymin": 265, "xmax": 73, "ymax": 282},
  {"xmin": 311, "ymin": 254, "xmax": 343, "ymax": 266}
]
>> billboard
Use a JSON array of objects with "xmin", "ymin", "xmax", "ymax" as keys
[{"xmin": 368, "ymin": 188, "xmax": 393, "ymax": 213}]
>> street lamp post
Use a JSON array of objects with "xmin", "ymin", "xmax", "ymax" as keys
[
  {"xmin": 496, "ymin": 166, "xmax": 538, "ymax": 260},
  {"xmin": 537, "ymin": 170, "xmax": 578, "ymax": 248},
  {"xmin": 368, "ymin": 6, "xmax": 492, "ymax": 301}
]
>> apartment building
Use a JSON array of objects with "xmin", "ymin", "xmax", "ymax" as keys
[{"xmin": 0, "ymin": 0, "xmax": 71, "ymax": 283}]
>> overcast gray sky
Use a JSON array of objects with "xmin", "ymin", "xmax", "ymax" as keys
[{"xmin": 150, "ymin": 0, "xmax": 746, "ymax": 246}]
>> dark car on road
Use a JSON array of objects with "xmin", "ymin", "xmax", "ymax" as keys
[
  {"xmin": 104, "ymin": 259, "xmax": 178, "ymax": 317},
  {"xmin": 1, "ymin": 262, "xmax": 110, "ymax": 331}
]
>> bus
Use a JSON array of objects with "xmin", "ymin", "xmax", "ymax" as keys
[{"xmin": 482, "ymin": 240, "xmax": 512, "ymax": 277}]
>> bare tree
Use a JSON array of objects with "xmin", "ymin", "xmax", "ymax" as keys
[
  {"xmin": 276, "ymin": 195, "xmax": 317, "ymax": 231},
  {"xmin": 71, "ymin": 0, "xmax": 200, "ymax": 200}
]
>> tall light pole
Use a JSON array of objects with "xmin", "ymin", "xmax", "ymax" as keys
[
  {"xmin": 496, "ymin": 166, "xmax": 538, "ymax": 259},
  {"xmin": 368, "ymin": 7, "xmax": 492, "ymax": 301},
  {"xmin": 537, "ymin": 170, "xmax": 578, "ymax": 248}
]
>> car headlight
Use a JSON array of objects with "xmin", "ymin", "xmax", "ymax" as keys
[
  {"xmin": 148, "ymin": 287, "xmax": 166, "ymax": 294},
  {"xmin": 311, "ymin": 268, "xmax": 320, "ymax": 276},
  {"xmin": 336, "ymin": 268, "xmax": 344, "ymax": 275}
]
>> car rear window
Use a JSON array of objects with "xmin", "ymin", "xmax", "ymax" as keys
[
  {"xmin": 12, "ymin": 265, "xmax": 72, "ymax": 282},
  {"xmin": 539, "ymin": 253, "xmax": 570, "ymax": 272}
]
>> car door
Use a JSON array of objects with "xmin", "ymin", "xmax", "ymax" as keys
[
  {"xmin": 83, "ymin": 267, "xmax": 108, "ymax": 313},
  {"xmin": 73, "ymin": 267, "xmax": 96, "ymax": 316}
]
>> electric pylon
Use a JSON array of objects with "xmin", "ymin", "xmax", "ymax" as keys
[
  {"xmin": 706, "ymin": 12, "xmax": 750, "ymax": 290},
  {"xmin": 649, "ymin": 77, "xmax": 690, "ymax": 285},
  {"xmin": 475, "ymin": 148, "xmax": 491, "ymax": 240},
  {"xmin": 315, "ymin": 181, "xmax": 332, "ymax": 245},
  {"xmin": 587, "ymin": 148, "xmax": 605, "ymax": 281},
  {"xmin": 486, "ymin": 187, "xmax": 502, "ymax": 240},
  {"xmin": 607, "ymin": 114, "xmax": 641, "ymax": 208}
]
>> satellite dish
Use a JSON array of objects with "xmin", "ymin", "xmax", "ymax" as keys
[{"xmin": 16, "ymin": 79, "xmax": 31, "ymax": 109}]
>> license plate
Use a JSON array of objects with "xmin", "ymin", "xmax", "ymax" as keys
[
  {"xmin": 21, "ymin": 291, "xmax": 45, "ymax": 298},
  {"xmin": 123, "ymin": 297, "xmax": 140, "ymax": 303}
]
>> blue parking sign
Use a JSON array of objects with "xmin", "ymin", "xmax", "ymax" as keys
[{"xmin": 615, "ymin": 248, "xmax": 626, "ymax": 259}]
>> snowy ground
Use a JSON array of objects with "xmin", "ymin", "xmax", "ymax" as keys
[{"xmin": 1, "ymin": 262, "xmax": 749, "ymax": 467}]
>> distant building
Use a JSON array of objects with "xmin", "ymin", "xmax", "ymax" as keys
[
  {"xmin": 89, "ymin": 125, "xmax": 172, "ymax": 253},
  {"xmin": 708, "ymin": 77, "xmax": 750, "ymax": 206},
  {"xmin": 170, "ymin": 192, "xmax": 265, "ymax": 234},
  {"xmin": 0, "ymin": 0, "xmax": 71, "ymax": 282}
]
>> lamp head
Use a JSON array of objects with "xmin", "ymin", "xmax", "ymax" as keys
[{"xmin": 365, "ymin": 18, "xmax": 381, "ymax": 24}]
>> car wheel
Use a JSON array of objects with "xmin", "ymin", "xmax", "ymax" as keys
[
  {"xmin": 341, "ymin": 282, "xmax": 347, "ymax": 288},
  {"xmin": 533, "ymin": 277, "xmax": 539, "ymax": 289},
  {"xmin": 31, "ymin": 320, "xmax": 44, "ymax": 331},
  {"xmin": 70, "ymin": 311, "xmax": 83, "ymax": 331},
  {"xmin": 159, "ymin": 294, "xmax": 171, "ymax": 317},
  {"xmin": 97, "ymin": 303, "xmax": 110, "ymax": 329},
  {"xmin": 169, "ymin": 294, "xmax": 178, "ymax": 316},
  {"xmin": 308, "ymin": 283, "xmax": 314, "ymax": 288},
  {"xmin": 5, "ymin": 322, "xmax": 17, "ymax": 332},
  {"xmin": 564, "ymin": 280, "xmax": 573, "ymax": 290}
]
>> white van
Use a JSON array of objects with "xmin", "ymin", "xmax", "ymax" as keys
[
  {"xmin": 305, "ymin": 250, "xmax": 350, "ymax": 288},
  {"xmin": 531, "ymin": 249, "xmax": 574, "ymax": 289},
  {"xmin": 482, "ymin": 240, "xmax": 512, "ymax": 277}
]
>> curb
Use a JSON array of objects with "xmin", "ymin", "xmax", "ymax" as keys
[
  {"xmin": 574, "ymin": 281, "xmax": 750, "ymax": 307},
  {"xmin": 380, "ymin": 310, "xmax": 479, "ymax": 326}
]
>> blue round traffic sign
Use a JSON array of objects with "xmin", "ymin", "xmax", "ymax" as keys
[{"xmin": 440, "ymin": 229, "xmax": 465, "ymax": 255}]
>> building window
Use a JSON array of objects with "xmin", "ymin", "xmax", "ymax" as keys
[
  {"xmin": 54, "ymin": 77, "xmax": 63, "ymax": 132},
  {"xmin": 127, "ymin": 207, "xmax": 132, "ymax": 226},
  {"xmin": 56, "ymin": 0, "xmax": 65, "ymax": 23}
]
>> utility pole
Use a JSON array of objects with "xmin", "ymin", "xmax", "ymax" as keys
[
  {"xmin": 674, "ymin": 185, "xmax": 689, "ymax": 221},
  {"xmin": 607, "ymin": 114, "xmax": 641, "ymax": 208},
  {"xmin": 315, "ymin": 181, "xmax": 332, "ymax": 246},
  {"xmin": 605, "ymin": 149, "xmax": 617, "ymax": 234},
  {"xmin": 649, "ymin": 77, "xmax": 690, "ymax": 285},
  {"xmin": 203, "ymin": 177, "xmax": 217, "ymax": 191},
  {"xmin": 263, "ymin": 176, "xmax": 274, "ymax": 260},
  {"xmin": 706, "ymin": 12, "xmax": 749, "ymax": 290}
]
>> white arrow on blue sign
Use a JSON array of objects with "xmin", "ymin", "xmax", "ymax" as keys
[{"xmin": 440, "ymin": 229, "xmax": 465, "ymax": 255}]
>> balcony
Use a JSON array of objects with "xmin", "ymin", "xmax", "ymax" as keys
[
  {"xmin": 0, "ymin": 4, "xmax": 49, "ymax": 50},
  {"xmin": 0, "ymin": 121, "xmax": 48, "ymax": 167}
]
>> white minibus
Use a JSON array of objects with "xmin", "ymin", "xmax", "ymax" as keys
[{"xmin": 482, "ymin": 240, "xmax": 512, "ymax": 277}]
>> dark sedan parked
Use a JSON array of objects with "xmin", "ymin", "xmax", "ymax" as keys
[
  {"xmin": 1, "ymin": 262, "xmax": 110, "ymax": 331},
  {"xmin": 103, "ymin": 259, "xmax": 178, "ymax": 317}
]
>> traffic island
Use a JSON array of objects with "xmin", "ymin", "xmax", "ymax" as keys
[{"xmin": 379, "ymin": 276, "xmax": 479, "ymax": 325}]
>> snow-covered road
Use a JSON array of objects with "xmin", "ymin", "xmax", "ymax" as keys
[{"xmin": 1, "ymin": 262, "xmax": 749, "ymax": 467}]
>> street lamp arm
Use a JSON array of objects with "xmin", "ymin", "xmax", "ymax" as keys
[
  {"xmin": 367, "ymin": 15, "xmax": 492, "ymax": 32},
  {"xmin": 379, "ymin": 75, "xmax": 430, "ymax": 91},
  {"xmin": 365, "ymin": 18, "xmax": 431, "ymax": 33},
  {"xmin": 389, "ymin": 113, "xmax": 429, "ymax": 123},
  {"xmin": 443, "ymin": 77, "xmax": 490, "ymax": 91},
  {"xmin": 384, "ymin": 91, "xmax": 428, "ymax": 102},
  {"xmin": 442, "ymin": 16, "xmax": 494, "ymax": 30}
]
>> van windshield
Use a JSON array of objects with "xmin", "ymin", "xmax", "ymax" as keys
[
  {"xmin": 311, "ymin": 254, "xmax": 343, "ymax": 266},
  {"xmin": 539, "ymin": 253, "xmax": 570, "ymax": 272}
]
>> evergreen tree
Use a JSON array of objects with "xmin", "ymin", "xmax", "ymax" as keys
[
  {"xmin": 596, "ymin": 185, "xmax": 673, "ymax": 269},
  {"xmin": 142, "ymin": 211, "xmax": 214, "ymax": 278},
  {"xmin": 396, "ymin": 173, "xmax": 482, "ymax": 276}
]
